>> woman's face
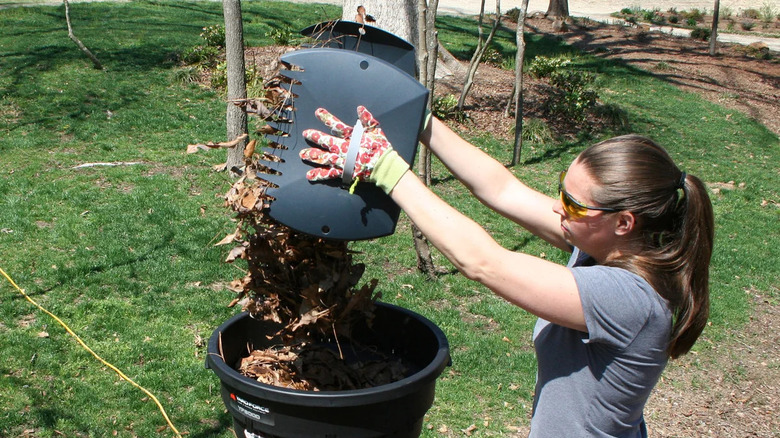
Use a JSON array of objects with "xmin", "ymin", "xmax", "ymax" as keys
[{"xmin": 553, "ymin": 160, "xmax": 622, "ymax": 262}]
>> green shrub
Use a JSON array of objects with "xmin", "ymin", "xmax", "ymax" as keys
[
  {"xmin": 743, "ymin": 43, "xmax": 771, "ymax": 60},
  {"xmin": 758, "ymin": 4, "xmax": 777, "ymax": 22},
  {"xmin": 245, "ymin": 64, "xmax": 265, "ymax": 98},
  {"xmin": 620, "ymin": 7, "xmax": 634, "ymax": 15},
  {"xmin": 181, "ymin": 45, "xmax": 221, "ymax": 67},
  {"xmin": 518, "ymin": 117, "xmax": 555, "ymax": 144},
  {"xmin": 432, "ymin": 94, "xmax": 466, "ymax": 121},
  {"xmin": 200, "ymin": 24, "xmax": 225, "ymax": 48},
  {"xmin": 547, "ymin": 70, "xmax": 598, "ymax": 122},
  {"xmin": 482, "ymin": 46, "xmax": 504, "ymax": 67},
  {"xmin": 741, "ymin": 20, "xmax": 756, "ymax": 31},
  {"xmin": 505, "ymin": 7, "xmax": 522, "ymax": 23},
  {"xmin": 668, "ymin": 15, "xmax": 679, "ymax": 24},
  {"xmin": 742, "ymin": 8, "xmax": 761, "ymax": 19},
  {"xmin": 591, "ymin": 103, "xmax": 630, "ymax": 133},
  {"xmin": 500, "ymin": 56, "xmax": 516, "ymax": 71},
  {"xmin": 686, "ymin": 17, "xmax": 698, "ymax": 26},
  {"xmin": 528, "ymin": 55, "xmax": 600, "ymax": 123},
  {"xmin": 266, "ymin": 27, "xmax": 295, "ymax": 46},
  {"xmin": 527, "ymin": 55, "xmax": 571, "ymax": 79},
  {"xmin": 172, "ymin": 66, "xmax": 201, "ymax": 84},
  {"xmin": 643, "ymin": 8, "xmax": 664, "ymax": 24},
  {"xmin": 688, "ymin": 8, "xmax": 704, "ymax": 20},
  {"xmin": 690, "ymin": 26, "xmax": 711, "ymax": 41},
  {"xmin": 210, "ymin": 61, "xmax": 227, "ymax": 89}
]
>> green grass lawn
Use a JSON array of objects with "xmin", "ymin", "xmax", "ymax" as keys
[{"xmin": 1, "ymin": 1, "xmax": 778, "ymax": 437}]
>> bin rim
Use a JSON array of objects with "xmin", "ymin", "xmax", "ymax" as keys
[{"xmin": 206, "ymin": 302, "xmax": 451, "ymax": 407}]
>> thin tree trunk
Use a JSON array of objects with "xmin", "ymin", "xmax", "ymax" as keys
[
  {"xmin": 413, "ymin": 0, "xmax": 439, "ymax": 280},
  {"xmin": 63, "ymin": 0, "xmax": 103, "ymax": 70},
  {"xmin": 223, "ymin": 0, "xmax": 248, "ymax": 175},
  {"xmin": 457, "ymin": 0, "xmax": 502, "ymax": 111},
  {"xmin": 709, "ymin": 0, "xmax": 720, "ymax": 56},
  {"xmin": 510, "ymin": 0, "xmax": 530, "ymax": 166}
]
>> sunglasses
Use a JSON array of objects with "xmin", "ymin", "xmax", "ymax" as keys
[{"xmin": 558, "ymin": 171, "xmax": 619, "ymax": 219}]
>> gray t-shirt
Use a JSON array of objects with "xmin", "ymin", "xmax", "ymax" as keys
[{"xmin": 529, "ymin": 248, "xmax": 672, "ymax": 437}]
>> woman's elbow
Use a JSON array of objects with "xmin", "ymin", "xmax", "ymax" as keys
[{"xmin": 454, "ymin": 256, "xmax": 494, "ymax": 284}]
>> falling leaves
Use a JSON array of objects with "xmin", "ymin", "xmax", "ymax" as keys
[{"xmin": 191, "ymin": 70, "xmax": 385, "ymax": 390}]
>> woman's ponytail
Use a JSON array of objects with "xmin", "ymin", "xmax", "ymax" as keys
[
  {"xmin": 578, "ymin": 135, "xmax": 715, "ymax": 359},
  {"xmin": 666, "ymin": 173, "xmax": 714, "ymax": 358}
]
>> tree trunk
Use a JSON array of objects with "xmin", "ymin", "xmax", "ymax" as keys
[
  {"xmin": 457, "ymin": 0, "xmax": 502, "ymax": 111},
  {"xmin": 342, "ymin": 0, "xmax": 419, "ymax": 48},
  {"xmin": 223, "ymin": 0, "xmax": 248, "ymax": 175},
  {"xmin": 709, "ymin": 0, "xmax": 720, "ymax": 56},
  {"xmin": 63, "ymin": 0, "xmax": 103, "ymax": 70},
  {"xmin": 546, "ymin": 0, "xmax": 568, "ymax": 18},
  {"xmin": 414, "ymin": 0, "xmax": 440, "ymax": 280},
  {"xmin": 510, "ymin": 0, "xmax": 530, "ymax": 166},
  {"xmin": 342, "ymin": 0, "xmax": 436, "ymax": 277}
]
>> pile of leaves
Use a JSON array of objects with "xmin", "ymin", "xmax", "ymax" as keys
[
  {"xmin": 189, "ymin": 70, "xmax": 410, "ymax": 391},
  {"xmin": 238, "ymin": 343, "xmax": 407, "ymax": 391}
]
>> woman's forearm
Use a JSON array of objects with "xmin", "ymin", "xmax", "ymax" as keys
[
  {"xmin": 389, "ymin": 170, "xmax": 585, "ymax": 331},
  {"xmin": 419, "ymin": 118, "xmax": 568, "ymax": 250},
  {"xmin": 422, "ymin": 117, "xmax": 514, "ymax": 200}
]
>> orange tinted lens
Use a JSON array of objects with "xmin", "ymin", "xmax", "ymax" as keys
[{"xmin": 560, "ymin": 189, "xmax": 588, "ymax": 218}]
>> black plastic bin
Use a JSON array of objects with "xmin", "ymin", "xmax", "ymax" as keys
[{"xmin": 206, "ymin": 302, "xmax": 451, "ymax": 438}]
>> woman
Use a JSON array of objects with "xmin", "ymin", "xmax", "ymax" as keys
[{"xmin": 300, "ymin": 107, "xmax": 714, "ymax": 437}]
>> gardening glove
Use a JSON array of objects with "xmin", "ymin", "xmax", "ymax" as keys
[{"xmin": 300, "ymin": 106, "xmax": 409, "ymax": 195}]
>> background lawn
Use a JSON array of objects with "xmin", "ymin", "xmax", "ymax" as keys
[{"xmin": 1, "ymin": 1, "xmax": 778, "ymax": 437}]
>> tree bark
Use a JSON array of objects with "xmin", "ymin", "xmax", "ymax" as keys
[
  {"xmin": 343, "ymin": 0, "xmax": 435, "ymax": 278},
  {"xmin": 546, "ymin": 0, "xmax": 569, "ymax": 18},
  {"xmin": 63, "ymin": 0, "xmax": 103, "ymax": 70},
  {"xmin": 414, "ymin": 0, "xmax": 440, "ymax": 280},
  {"xmin": 223, "ymin": 0, "xmax": 248, "ymax": 175},
  {"xmin": 510, "ymin": 0, "xmax": 530, "ymax": 166},
  {"xmin": 457, "ymin": 0, "xmax": 502, "ymax": 111},
  {"xmin": 342, "ymin": 0, "xmax": 419, "ymax": 48},
  {"xmin": 709, "ymin": 0, "xmax": 720, "ymax": 56}
]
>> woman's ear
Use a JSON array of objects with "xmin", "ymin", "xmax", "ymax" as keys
[{"xmin": 614, "ymin": 211, "xmax": 637, "ymax": 236}]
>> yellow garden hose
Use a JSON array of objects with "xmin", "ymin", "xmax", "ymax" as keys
[{"xmin": 0, "ymin": 267, "xmax": 182, "ymax": 438}]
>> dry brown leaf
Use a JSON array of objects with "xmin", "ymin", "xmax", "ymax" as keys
[
  {"xmin": 463, "ymin": 424, "xmax": 477, "ymax": 435},
  {"xmin": 225, "ymin": 245, "xmax": 247, "ymax": 263},
  {"xmin": 244, "ymin": 139, "xmax": 257, "ymax": 158},
  {"xmin": 186, "ymin": 133, "xmax": 248, "ymax": 154},
  {"xmin": 215, "ymin": 230, "xmax": 239, "ymax": 246}
]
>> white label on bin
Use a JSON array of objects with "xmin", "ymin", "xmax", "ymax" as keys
[{"xmin": 231, "ymin": 393, "xmax": 270, "ymax": 415}]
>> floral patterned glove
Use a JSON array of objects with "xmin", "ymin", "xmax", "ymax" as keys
[{"xmin": 300, "ymin": 106, "xmax": 409, "ymax": 194}]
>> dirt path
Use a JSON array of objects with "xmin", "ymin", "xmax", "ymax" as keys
[{"xmin": 526, "ymin": 16, "xmax": 780, "ymax": 136}]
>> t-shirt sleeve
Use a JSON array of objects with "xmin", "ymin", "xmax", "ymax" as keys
[{"xmin": 570, "ymin": 265, "xmax": 659, "ymax": 349}]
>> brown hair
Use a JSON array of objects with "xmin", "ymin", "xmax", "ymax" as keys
[{"xmin": 577, "ymin": 134, "xmax": 714, "ymax": 359}]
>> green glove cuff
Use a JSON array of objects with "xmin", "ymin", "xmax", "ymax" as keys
[{"xmin": 370, "ymin": 149, "xmax": 409, "ymax": 194}]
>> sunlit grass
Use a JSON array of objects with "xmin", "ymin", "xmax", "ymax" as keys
[{"xmin": 1, "ymin": 2, "xmax": 778, "ymax": 436}]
